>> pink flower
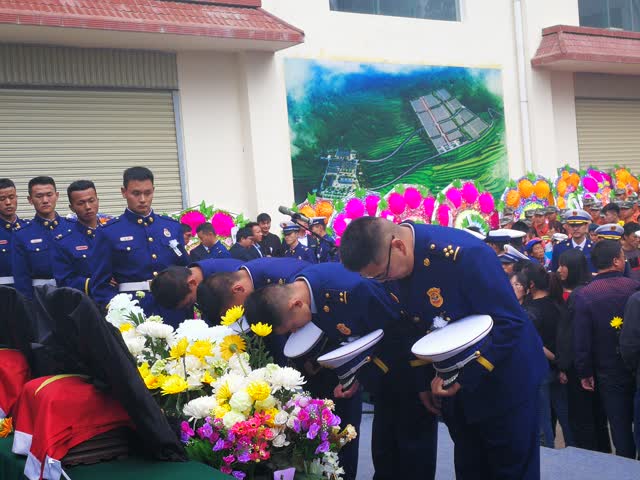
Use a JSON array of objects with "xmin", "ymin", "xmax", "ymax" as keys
[
  {"xmin": 489, "ymin": 211, "xmax": 499, "ymax": 229},
  {"xmin": 461, "ymin": 182, "xmax": 479, "ymax": 205},
  {"xmin": 423, "ymin": 196, "xmax": 436, "ymax": 218},
  {"xmin": 380, "ymin": 209, "xmax": 399, "ymax": 223},
  {"xmin": 333, "ymin": 213, "xmax": 348, "ymax": 236},
  {"xmin": 588, "ymin": 169, "xmax": 604, "ymax": 183},
  {"xmin": 388, "ymin": 192, "xmax": 406, "ymax": 215},
  {"xmin": 437, "ymin": 204, "xmax": 452, "ymax": 227},
  {"xmin": 445, "ymin": 188, "xmax": 462, "ymax": 209},
  {"xmin": 221, "ymin": 466, "xmax": 232, "ymax": 475},
  {"xmin": 345, "ymin": 198, "xmax": 365, "ymax": 219},
  {"xmin": 582, "ymin": 176, "xmax": 598, "ymax": 193},
  {"xmin": 334, "ymin": 237, "xmax": 341, "ymax": 247},
  {"xmin": 365, "ymin": 195, "xmax": 380, "ymax": 217},
  {"xmin": 180, "ymin": 210, "xmax": 207, "ymax": 235},
  {"xmin": 478, "ymin": 192, "xmax": 495, "ymax": 214},
  {"xmin": 211, "ymin": 212, "xmax": 235, "ymax": 237},
  {"xmin": 404, "ymin": 187, "xmax": 422, "ymax": 209}
]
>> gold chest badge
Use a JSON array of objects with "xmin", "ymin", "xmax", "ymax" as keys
[
  {"xmin": 336, "ymin": 323, "xmax": 352, "ymax": 336},
  {"xmin": 427, "ymin": 288, "xmax": 444, "ymax": 308}
]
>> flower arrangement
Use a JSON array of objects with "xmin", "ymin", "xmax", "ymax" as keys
[
  {"xmin": 501, "ymin": 174, "xmax": 554, "ymax": 221},
  {"xmin": 435, "ymin": 180, "xmax": 498, "ymax": 233},
  {"xmin": 581, "ymin": 168, "xmax": 612, "ymax": 206},
  {"xmin": 295, "ymin": 194, "xmax": 335, "ymax": 224},
  {"xmin": 613, "ymin": 167, "xmax": 639, "ymax": 198},
  {"xmin": 175, "ymin": 201, "xmax": 249, "ymax": 250},
  {"xmin": 555, "ymin": 166, "xmax": 582, "ymax": 210},
  {"xmin": 107, "ymin": 298, "xmax": 355, "ymax": 479}
]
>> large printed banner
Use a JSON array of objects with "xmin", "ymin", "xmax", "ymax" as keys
[{"xmin": 284, "ymin": 58, "xmax": 508, "ymax": 203}]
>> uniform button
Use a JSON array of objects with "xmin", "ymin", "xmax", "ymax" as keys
[
  {"xmin": 82, "ymin": 254, "xmax": 87, "ymax": 258},
  {"xmin": 43, "ymin": 221, "xmax": 49, "ymax": 227},
  {"xmin": 423, "ymin": 258, "xmax": 431, "ymax": 267},
  {"xmin": 325, "ymin": 293, "xmax": 330, "ymax": 298},
  {"xmin": 266, "ymin": 278, "xmax": 271, "ymax": 283},
  {"xmin": 126, "ymin": 246, "xmax": 131, "ymax": 251},
  {"xmin": 148, "ymin": 237, "xmax": 153, "ymax": 242},
  {"xmin": 151, "ymin": 254, "xmax": 157, "ymax": 260},
  {"xmin": 412, "ymin": 316, "xmax": 420, "ymax": 323},
  {"xmin": 1, "ymin": 249, "xmax": 5, "ymax": 252},
  {"xmin": 87, "ymin": 230, "xmax": 92, "ymax": 235},
  {"xmin": 144, "ymin": 223, "xmax": 148, "ymax": 227},
  {"xmin": 149, "ymin": 217, "xmax": 154, "ymax": 223},
  {"xmin": 430, "ymin": 244, "xmax": 436, "ymax": 250},
  {"xmin": 153, "ymin": 271, "xmax": 158, "ymax": 277},
  {"xmin": 323, "ymin": 305, "xmax": 330, "ymax": 313},
  {"xmin": 137, "ymin": 219, "xmax": 143, "ymax": 224},
  {"xmin": 35, "ymin": 248, "xmax": 40, "ymax": 252},
  {"xmin": 4, "ymin": 224, "xmax": 9, "ymax": 229}
]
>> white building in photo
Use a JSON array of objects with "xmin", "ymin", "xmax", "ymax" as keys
[{"xmin": 1, "ymin": 0, "xmax": 639, "ymax": 220}]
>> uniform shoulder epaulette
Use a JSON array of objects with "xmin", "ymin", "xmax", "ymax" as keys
[
  {"xmin": 426, "ymin": 241, "xmax": 462, "ymax": 262},
  {"xmin": 64, "ymin": 217, "xmax": 77, "ymax": 224},
  {"xmin": 54, "ymin": 228, "xmax": 74, "ymax": 241},
  {"xmin": 15, "ymin": 221, "xmax": 34, "ymax": 234},
  {"xmin": 101, "ymin": 216, "xmax": 121, "ymax": 228}
]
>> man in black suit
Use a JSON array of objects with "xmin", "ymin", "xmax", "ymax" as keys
[
  {"xmin": 189, "ymin": 223, "xmax": 231, "ymax": 262},
  {"xmin": 257, "ymin": 213, "xmax": 282, "ymax": 257},
  {"xmin": 229, "ymin": 227, "xmax": 261, "ymax": 262}
]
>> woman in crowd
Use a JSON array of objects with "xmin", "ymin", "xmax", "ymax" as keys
[
  {"xmin": 521, "ymin": 263, "xmax": 574, "ymax": 448},
  {"xmin": 556, "ymin": 249, "xmax": 611, "ymax": 453},
  {"xmin": 509, "ymin": 270, "xmax": 529, "ymax": 305}
]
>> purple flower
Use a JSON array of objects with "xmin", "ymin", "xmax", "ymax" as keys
[
  {"xmin": 237, "ymin": 451, "xmax": 251, "ymax": 464},
  {"xmin": 212, "ymin": 438, "xmax": 225, "ymax": 452},
  {"xmin": 223, "ymin": 455, "xmax": 235, "ymax": 465},
  {"xmin": 232, "ymin": 471, "xmax": 247, "ymax": 479},
  {"xmin": 197, "ymin": 423, "xmax": 214, "ymax": 440},
  {"xmin": 307, "ymin": 423, "xmax": 320, "ymax": 440},
  {"xmin": 180, "ymin": 421, "xmax": 194, "ymax": 443},
  {"xmin": 221, "ymin": 466, "xmax": 232, "ymax": 475},
  {"xmin": 315, "ymin": 441, "xmax": 330, "ymax": 454},
  {"xmin": 292, "ymin": 419, "xmax": 301, "ymax": 433},
  {"xmin": 320, "ymin": 431, "xmax": 328, "ymax": 442}
]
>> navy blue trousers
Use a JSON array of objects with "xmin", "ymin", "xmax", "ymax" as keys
[
  {"xmin": 443, "ymin": 396, "xmax": 540, "ymax": 480},
  {"xmin": 372, "ymin": 391, "xmax": 438, "ymax": 480}
]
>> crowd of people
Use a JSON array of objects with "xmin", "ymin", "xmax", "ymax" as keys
[{"xmin": 1, "ymin": 167, "xmax": 640, "ymax": 479}]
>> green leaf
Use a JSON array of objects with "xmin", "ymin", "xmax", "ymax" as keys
[
  {"xmin": 527, "ymin": 172, "xmax": 537, "ymax": 182},
  {"xmin": 497, "ymin": 200, "xmax": 505, "ymax": 211},
  {"xmin": 291, "ymin": 202, "xmax": 299, "ymax": 212},
  {"xmin": 437, "ymin": 192, "xmax": 446, "ymax": 204},
  {"xmin": 199, "ymin": 200, "xmax": 206, "ymax": 212},
  {"xmin": 355, "ymin": 187, "xmax": 366, "ymax": 199},
  {"xmin": 334, "ymin": 199, "xmax": 345, "ymax": 212},
  {"xmin": 508, "ymin": 180, "xmax": 516, "ymax": 188},
  {"xmin": 452, "ymin": 179, "xmax": 462, "ymax": 189},
  {"xmin": 394, "ymin": 184, "xmax": 406, "ymax": 194},
  {"xmin": 307, "ymin": 192, "xmax": 317, "ymax": 205},
  {"xmin": 326, "ymin": 226, "xmax": 335, "ymax": 236},
  {"xmin": 378, "ymin": 198, "xmax": 388, "ymax": 211},
  {"xmin": 418, "ymin": 185, "xmax": 429, "ymax": 197}
]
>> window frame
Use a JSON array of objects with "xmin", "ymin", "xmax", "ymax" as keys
[{"xmin": 328, "ymin": 0, "xmax": 463, "ymax": 23}]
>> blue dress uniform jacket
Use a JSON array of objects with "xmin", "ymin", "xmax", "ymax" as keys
[
  {"xmin": 316, "ymin": 234, "xmax": 340, "ymax": 263},
  {"xmin": 551, "ymin": 238, "xmax": 594, "ymax": 272},
  {"xmin": 51, "ymin": 221, "xmax": 99, "ymax": 294},
  {"xmin": 0, "ymin": 216, "xmax": 27, "ymax": 286},
  {"xmin": 241, "ymin": 257, "xmax": 309, "ymax": 288},
  {"xmin": 89, "ymin": 209, "xmax": 188, "ymax": 309},
  {"xmin": 399, "ymin": 222, "xmax": 547, "ymax": 421},
  {"xmin": 13, "ymin": 214, "xmax": 71, "ymax": 298},
  {"xmin": 189, "ymin": 241, "xmax": 231, "ymax": 262},
  {"xmin": 283, "ymin": 242, "xmax": 317, "ymax": 264},
  {"xmin": 189, "ymin": 258, "xmax": 243, "ymax": 278}
]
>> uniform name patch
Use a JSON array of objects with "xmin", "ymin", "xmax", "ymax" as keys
[
  {"xmin": 30, "ymin": 238, "xmax": 43, "ymax": 244},
  {"xmin": 119, "ymin": 236, "xmax": 134, "ymax": 242},
  {"xmin": 0, "ymin": 240, "xmax": 7, "ymax": 245},
  {"xmin": 75, "ymin": 245, "xmax": 89, "ymax": 251}
]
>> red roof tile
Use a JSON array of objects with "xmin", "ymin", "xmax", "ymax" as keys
[
  {"xmin": 0, "ymin": 0, "xmax": 304, "ymax": 44},
  {"xmin": 532, "ymin": 25, "xmax": 640, "ymax": 67}
]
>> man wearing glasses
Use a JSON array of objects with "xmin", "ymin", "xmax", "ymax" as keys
[
  {"xmin": 550, "ymin": 210, "xmax": 594, "ymax": 272},
  {"xmin": 339, "ymin": 217, "xmax": 547, "ymax": 480}
]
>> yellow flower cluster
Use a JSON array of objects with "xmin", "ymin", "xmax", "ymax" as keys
[
  {"xmin": 137, "ymin": 361, "xmax": 188, "ymax": 395},
  {"xmin": 170, "ymin": 337, "xmax": 189, "ymax": 360},
  {"xmin": 247, "ymin": 381, "xmax": 271, "ymax": 401},
  {"xmin": 610, "ymin": 316, "xmax": 624, "ymax": 330},
  {"xmin": 221, "ymin": 305, "xmax": 244, "ymax": 327},
  {"xmin": 161, "ymin": 375, "xmax": 189, "ymax": 395},
  {"xmin": 189, "ymin": 340, "xmax": 213, "ymax": 359}
]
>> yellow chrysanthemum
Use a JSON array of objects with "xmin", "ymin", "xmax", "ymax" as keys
[
  {"xmin": 161, "ymin": 375, "xmax": 189, "ymax": 395},
  {"xmin": 250, "ymin": 322, "xmax": 272, "ymax": 337},
  {"xmin": 169, "ymin": 337, "xmax": 189, "ymax": 360},
  {"xmin": 213, "ymin": 403, "xmax": 231, "ymax": 419},
  {"xmin": 263, "ymin": 408, "xmax": 279, "ymax": 427},
  {"xmin": 138, "ymin": 362, "xmax": 151, "ymax": 379},
  {"xmin": 216, "ymin": 382, "xmax": 232, "ymax": 403},
  {"xmin": 202, "ymin": 371, "xmax": 215, "ymax": 385},
  {"xmin": 119, "ymin": 323, "xmax": 134, "ymax": 333},
  {"xmin": 610, "ymin": 316, "xmax": 624, "ymax": 330},
  {"xmin": 0, "ymin": 417, "xmax": 13, "ymax": 438},
  {"xmin": 219, "ymin": 335, "xmax": 246, "ymax": 361},
  {"xmin": 220, "ymin": 305, "xmax": 244, "ymax": 327},
  {"xmin": 189, "ymin": 340, "xmax": 213, "ymax": 359},
  {"xmin": 247, "ymin": 381, "xmax": 271, "ymax": 402},
  {"xmin": 144, "ymin": 374, "xmax": 164, "ymax": 390}
]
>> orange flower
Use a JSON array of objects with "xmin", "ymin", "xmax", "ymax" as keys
[
  {"xmin": 557, "ymin": 179, "xmax": 567, "ymax": 197},
  {"xmin": 315, "ymin": 201, "xmax": 334, "ymax": 220},
  {"xmin": 568, "ymin": 173, "xmax": 580, "ymax": 188},
  {"xmin": 631, "ymin": 177, "xmax": 639, "ymax": 192},
  {"xmin": 506, "ymin": 190, "xmax": 521, "ymax": 208},
  {"xmin": 616, "ymin": 180, "xmax": 626, "ymax": 190},
  {"xmin": 617, "ymin": 169, "xmax": 631, "ymax": 183},
  {"xmin": 518, "ymin": 179, "xmax": 534, "ymax": 199},
  {"xmin": 0, "ymin": 417, "xmax": 13, "ymax": 438},
  {"xmin": 534, "ymin": 180, "xmax": 550, "ymax": 199},
  {"xmin": 299, "ymin": 205, "xmax": 316, "ymax": 219},
  {"xmin": 557, "ymin": 197, "xmax": 566, "ymax": 209},
  {"xmin": 561, "ymin": 170, "xmax": 570, "ymax": 180}
]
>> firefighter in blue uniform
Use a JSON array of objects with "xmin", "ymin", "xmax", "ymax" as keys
[
  {"xmin": 89, "ymin": 167, "xmax": 188, "ymax": 324},
  {"xmin": 0, "ymin": 178, "xmax": 27, "ymax": 287},
  {"xmin": 243, "ymin": 262, "xmax": 402, "ymax": 480},
  {"xmin": 189, "ymin": 222, "xmax": 231, "ymax": 262},
  {"xmin": 13, "ymin": 176, "xmax": 71, "ymax": 298},
  {"xmin": 281, "ymin": 222, "xmax": 316, "ymax": 263},
  {"xmin": 309, "ymin": 217, "xmax": 340, "ymax": 263},
  {"xmin": 52, "ymin": 180, "xmax": 103, "ymax": 294},
  {"xmin": 339, "ymin": 217, "xmax": 548, "ymax": 480},
  {"xmin": 551, "ymin": 209, "xmax": 594, "ymax": 272}
]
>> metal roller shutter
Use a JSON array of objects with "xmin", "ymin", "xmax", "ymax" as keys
[
  {"xmin": 0, "ymin": 88, "xmax": 183, "ymax": 218},
  {"xmin": 575, "ymin": 98, "xmax": 640, "ymax": 172}
]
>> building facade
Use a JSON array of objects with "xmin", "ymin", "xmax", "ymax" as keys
[{"xmin": 1, "ymin": 0, "xmax": 639, "ymax": 220}]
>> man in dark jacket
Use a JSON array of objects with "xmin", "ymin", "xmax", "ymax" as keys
[
  {"xmin": 573, "ymin": 240, "xmax": 640, "ymax": 459},
  {"xmin": 621, "ymin": 289, "xmax": 640, "ymax": 455},
  {"xmin": 229, "ymin": 227, "xmax": 260, "ymax": 262},
  {"xmin": 257, "ymin": 213, "xmax": 282, "ymax": 257}
]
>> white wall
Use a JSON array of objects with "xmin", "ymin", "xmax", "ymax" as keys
[{"xmin": 575, "ymin": 73, "xmax": 640, "ymax": 99}]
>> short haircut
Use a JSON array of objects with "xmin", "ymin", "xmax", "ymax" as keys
[
  {"xmin": 623, "ymin": 221, "xmax": 640, "ymax": 238},
  {"xmin": 602, "ymin": 203, "xmax": 620, "ymax": 215},
  {"xmin": 150, "ymin": 266, "xmax": 192, "ymax": 309},
  {"xmin": 28, "ymin": 176, "xmax": 56, "ymax": 195},
  {"xmin": 257, "ymin": 213, "xmax": 271, "ymax": 223},
  {"xmin": 511, "ymin": 221, "xmax": 529, "ymax": 233},
  {"xmin": 123, "ymin": 166, "xmax": 154, "ymax": 188},
  {"xmin": 236, "ymin": 227, "xmax": 252, "ymax": 242},
  {"xmin": 246, "ymin": 222, "xmax": 260, "ymax": 230},
  {"xmin": 67, "ymin": 180, "xmax": 96, "ymax": 202},
  {"xmin": 181, "ymin": 223, "xmax": 192, "ymax": 234},
  {"xmin": 340, "ymin": 217, "xmax": 387, "ymax": 271},
  {"xmin": 196, "ymin": 222, "xmax": 215, "ymax": 235},
  {"xmin": 591, "ymin": 240, "xmax": 622, "ymax": 270},
  {"xmin": 196, "ymin": 272, "xmax": 240, "ymax": 321},
  {"xmin": 0, "ymin": 179, "xmax": 16, "ymax": 191},
  {"xmin": 243, "ymin": 285, "xmax": 289, "ymax": 330}
]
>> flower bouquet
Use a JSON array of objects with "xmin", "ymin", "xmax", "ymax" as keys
[{"xmin": 433, "ymin": 180, "xmax": 497, "ymax": 233}]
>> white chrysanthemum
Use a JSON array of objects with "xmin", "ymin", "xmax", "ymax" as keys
[
  {"xmin": 108, "ymin": 293, "xmax": 135, "ymax": 311},
  {"xmin": 254, "ymin": 395, "xmax": 276, "ymax": 411},
  {"xmin": 214, "ymin": 373, "xmax": 247, "ymax": 394},
  {"xmin": 124, "ymin": 335, "xmax": 147, "ymax": 356},
  {"xmin": 274, "ymin": 411, "xmax": 288, "ymax": 426},
  {"xmin": 208, "ymin": 325, "xmax": 235, "ymax": 343},
  {"xmin": 175, "ymin": 320, "xmax": 210, "ymax": 341},
  {"xmin": 271, "ymin": 434, "xmax": 288, "ymax": 448},
  {"xmin": 166, "ymin": 355, "xmax": 202, "ymax": 376},
  {"xmin": 228, "ymin": 353, "xmax": 251, "ymax": 373},
  {"xmin": 136, "ymin": 321, "xmax": 174, "ymax": 340},
  {"xmin": 229, "ymin": 390, "xmax": 253, "ymax": 414},
  {"xmin": 286, "ymin": 416, "xmax": 297, "ymax": 430},
  {"xmin": 187, "ymin": 371, "xmax": 206, "ymax": 390},
  {"xmin": 247, "ymin": 368, "xmax": 267, "ymax": 382},
  {"xmin": 183, "ymin": 395, "xmax": 218, "ymax": 420},
  {"xmin": 222, "ymin": 410, "xmax": 246, "ymax": 429},
  {"xmin": 269, "ymin": 367, "xmax": 306, "ymax": 392}
]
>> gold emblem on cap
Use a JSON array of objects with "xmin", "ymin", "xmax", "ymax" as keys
[
  {"xmin": 336, "ymin": 323, "xmax": 352, "ymax": 336},
  {"xmin": 427, "ymin": 287, "xmax": 444, "ymax": 308},
  {"xmin": 323, "ymin": 305, "xmax": 330, "ymax": 313}
]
